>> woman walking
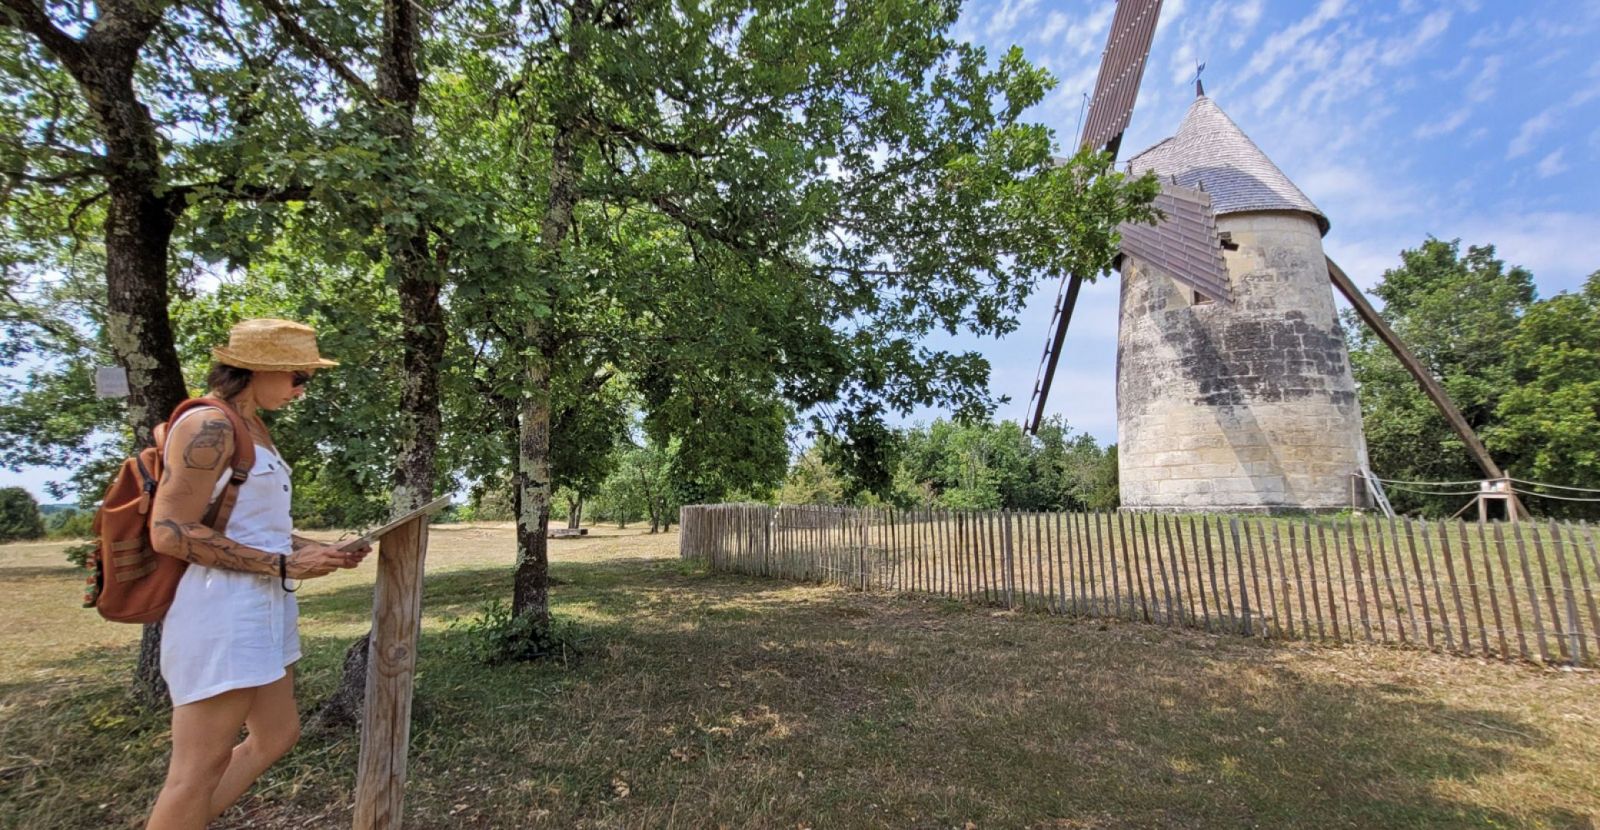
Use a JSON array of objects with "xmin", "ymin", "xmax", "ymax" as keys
[{"xmin": 145, "ymin": 318, "xmax": 371, "ymax": 829}]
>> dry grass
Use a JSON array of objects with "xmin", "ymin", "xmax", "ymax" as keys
[{"xmin": 2, "ymin": 525, "xmax": 1598, "ymax": 829}]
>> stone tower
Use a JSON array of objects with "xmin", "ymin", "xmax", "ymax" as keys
[{"xmin": 1115, "ymin": 93, "xmax": 1369, "ymax": 512}]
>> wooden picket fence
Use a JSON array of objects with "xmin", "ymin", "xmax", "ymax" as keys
[{"xmin": 679, "ymin": 504, "xmax": 1600, "ymax": 666}]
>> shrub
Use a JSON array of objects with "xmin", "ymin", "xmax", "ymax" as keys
[
  {"xmin": 447, "ymin": 599, "xmax": 583, "ymax": 666},
  {"xmin": 0, "ymin": 487, "xmax": 45, "ymax": 543}
]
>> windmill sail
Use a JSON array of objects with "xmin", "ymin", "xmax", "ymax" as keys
[
  {"xmin": 1027, "ymin": 0, "xmax": 1166, "ymax": 433},
  {"xmin": 1118, "ymin": 181, "xmax": 1232, "ymax": 304},
  {"xmin": 1079, "ymin": 0, "xmax": 1164, "ymax": 155}
]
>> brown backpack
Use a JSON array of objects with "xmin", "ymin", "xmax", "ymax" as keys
[{"xmin": 84, "ymin": 398, "xmax": 255, "ymax": 623}]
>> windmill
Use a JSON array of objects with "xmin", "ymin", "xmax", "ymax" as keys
[{"xmin": 1023, "ymin": 0, "xmax": 1524, "ymax": 515}]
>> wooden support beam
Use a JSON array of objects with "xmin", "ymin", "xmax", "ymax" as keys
[
  {"xmin": 1028, "ymin": 273, "xmax": 1084, "ymax": 434},
  {"xmin": 353, "ymin": 515, "xmax": 432, "ymax": 829},
  {"xmin": 1326, "ymin": 257, "xmax": 1528, "ymax": 519}
]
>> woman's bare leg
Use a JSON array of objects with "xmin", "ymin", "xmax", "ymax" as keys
[
  {"xmin": 146, "ymin": 686, "xmax": 256, "ymax": 830},
  {"xmin": 205, "ymin": 669, "xmax": 301, "ymax": 821}
]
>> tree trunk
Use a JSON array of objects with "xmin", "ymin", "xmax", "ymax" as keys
[
  {"xmin": 24, "ymin": 0, "xmax": 193, "ymax": 707},
  {"xmin": 309, "ymin": 0, "xmax": 440, "ymax": 733},
  {"xmin": 566, "ymin": 495, "xmax": 582, "ymax": 529},
  {"xmin": 513, "ymin": 359, "xmax": 553, "ymax": 623}
]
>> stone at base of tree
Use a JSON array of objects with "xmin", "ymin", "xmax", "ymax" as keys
[
  {"xmin": 306, "ymin": 631, "xmax": 370, "ymax": 734},
  {"xmin": 549, "ymin": 528, "xmax": 587, "ymax": 538}
]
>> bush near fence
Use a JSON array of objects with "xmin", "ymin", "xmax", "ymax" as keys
[{"xmin": 681, "ymin": 504, "xmax": 1600, "ymax": 667}]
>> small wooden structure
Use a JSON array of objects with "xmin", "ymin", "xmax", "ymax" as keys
[{"xmin": 351, "ymin": 497, "xmax": 450, "ymax": 830}]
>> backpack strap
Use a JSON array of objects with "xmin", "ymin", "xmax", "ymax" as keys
[{"xmin": 160, "ymin": 397, "xmax": 258, "ymax": 533}]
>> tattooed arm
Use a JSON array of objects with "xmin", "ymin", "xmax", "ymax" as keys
[
  {"xmin": 149, "ymin": 408, "xmax": 359, "ymax": 578},
  {"xmin": 149, "ymin": 410, "xmax": 279, "ymax": 574}
]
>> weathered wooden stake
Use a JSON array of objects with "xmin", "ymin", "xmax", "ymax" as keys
[{"xmin": 353, "ymin": 515, "xmax": 432, "ymax": 830}]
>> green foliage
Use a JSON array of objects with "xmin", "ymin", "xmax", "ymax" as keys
[
  {"xmin": 1348, "ymin": 239, "xmax": 1598, "ymax": 518},
  {"xmin": 0, "ymin": 487, "xmax": 45, "ymax": 542},
  {"xmin": 778, "ymin": 417, "xmax": 1118, "ymax": 511},
  {"xmin": 1486, "ymin": 271, "xmax": 1600, "ymax": 517},
  {"xmin": 45, "ymin": 508, "xmax": 94, "ymax": 540},
  {"xmin": 446, "ymin": 599, "xmax": 583, "ymax": 667}
]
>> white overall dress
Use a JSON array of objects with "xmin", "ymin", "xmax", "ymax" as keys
[{"xmin": 160, "ymin": 406, "xmax": 301, "ymax": 707}]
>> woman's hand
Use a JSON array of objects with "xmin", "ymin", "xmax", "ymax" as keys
[{"xmin": 285, "ymin": 543, "xmax": 369, "ymax": 579}]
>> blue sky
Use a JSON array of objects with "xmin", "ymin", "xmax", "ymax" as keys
[{"xmin": 4, "ymin": 0, "xmax": 1598, "ymax": 502}]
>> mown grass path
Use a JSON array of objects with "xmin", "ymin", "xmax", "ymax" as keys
[{"xmin": 2, "ymin": 526, "xmax": 1597, "ymax": 828}]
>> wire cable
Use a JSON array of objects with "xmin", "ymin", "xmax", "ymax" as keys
[
  {"xmin": 1509, "ymin": 477, "xmax": 1600, "ymax": 494},
  {"xmin": 1510, "ymin": 487, "xmax": 1600, "ymax": 503}
]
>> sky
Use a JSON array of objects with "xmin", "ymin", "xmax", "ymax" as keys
[{"xmin": 4, "ymin": 0, "xmax": 1599, "ymax": 503}]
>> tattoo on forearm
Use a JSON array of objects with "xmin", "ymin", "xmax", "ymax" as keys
[
  {"xmin": 183, "ymin": 418, "xmax": 230, "ymax": 470},
  {"xmin": 152, "ymin": 518, "xmax": 277, "ymax": 575},
  {"xmin": 291, "ymin": 535, "xmax": 315, "ymax": 552}
]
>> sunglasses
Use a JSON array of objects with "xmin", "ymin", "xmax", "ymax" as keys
[{"xmin": 292, "ymin": 371, "xmax": 314, "ymax": 388}]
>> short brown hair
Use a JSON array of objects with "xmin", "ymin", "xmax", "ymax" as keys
[{"xmin": 206, "ymin": 363, "xmax": 253, "ymax": 401}]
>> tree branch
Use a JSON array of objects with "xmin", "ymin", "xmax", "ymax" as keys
[
  {"xmin": 166, "ymin": 179, "xmax": 315, "ymax": 206},
  {"xmin": 0, "ymin": 0, "xmax": 87, "ymax": 69},
  {"xmin": 253, "ymin": 0, "xmax": 376, "ymax": 101}
]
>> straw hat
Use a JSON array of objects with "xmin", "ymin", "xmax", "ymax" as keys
[{"xmin": 212, "ymin": 318, "xmax": 340, "ymax": 372}]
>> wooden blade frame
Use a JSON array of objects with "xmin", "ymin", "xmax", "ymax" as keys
[
  {"xmin": 1118, "ymin": 180, "xmax": 1232, "ymax": 304},
  {"xmin": 1028, "ymin": 0, "xmax": 1166, "ymax": 434}
]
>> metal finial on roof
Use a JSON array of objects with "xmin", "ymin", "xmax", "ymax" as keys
[{"xmin": 1193, "ymin": 61, "xmax": 1206, "ymax": 98}]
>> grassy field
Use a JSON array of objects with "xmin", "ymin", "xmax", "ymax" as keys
[{"xmin": 2, "ymin": 525, "xmax": 1598, "ymax": 829}]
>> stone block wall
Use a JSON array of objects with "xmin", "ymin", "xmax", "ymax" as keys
[{"xmin": 1116, "ymin": 210, "xmax": 1369, "ymax": 512}]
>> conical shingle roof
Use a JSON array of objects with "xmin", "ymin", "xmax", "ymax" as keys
[{"xmin": 1127, "ymin": 96, "xmax": 1329, "ymax": 236}]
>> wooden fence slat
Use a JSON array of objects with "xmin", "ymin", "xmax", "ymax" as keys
[
  {"xmin": 1137, "ymin": 514, "xmax": 1167, "ymax": 625},
  {"xmin": 1172, "ymin": 514, "xmax": 1199, "ymax": 628},
  {"xmin": 1054, "ymin": 512, "xmax": 1068, "ymax": 614},
  {"xmin": 1419, "ymin": 521, "xmax": 1456, "ymax": 652},
  {"xmin": 1512, "ymin": 521, "xmax": 1552, "ymax": 662},
  {"xmin": 1550, "ymin": 519, "xmax": 1588, "ymax": 664},
  {"xmin": 1329, "ymin": 518, "xmax": 1355, "ymax": 642},
  {"xmin": 1228, "ymin": 517, "xmax": 1252, "ymax": 636},
  {"xmin": 1528, "ymin": 520, "xmax": 1570, "ymax": 663},
  {"xmin": 1474, "ymin": 521, "xmax": 1508, "ymax": 659},
  {"xmin": 1300, "ymin": 519, "xmax": 1321, "ymax": 641},
  {"xmin": 1257, "ymin": 521, "xmax": 1280, "ymax": 639},
  {"xmin": 1118, "ymin": 511, "xmax": 1145, "ymax": 622},
  {"xmin": 1492, "ymin": 522, "xmax": 1528, "ymax": 660},
  {"xmin": 1196, "ymin": 514, "xmax": 1216, "ymax": 633},
  {"xmin": 1159, "ymin": 513, "xmax": 1180, "ymax": 627},
  {"xmin": 1457, "ymin": 521, "xmax": 1491, "ymax": 658},
  {"xmin": 1390, "ymin": 517, "xmax": 1420, "ymax": 647},
  {"xmin": 1271, "ymin": 520, "xmax": 1297, "ymax": 639},
  {"xmin": 1120, "ymin": 511, "xmax": 1145, "ymax": 623},
  {"xmin": 1569, "ymin": 522, "xmax": 1600, "ymax": 656},
  {"xmin": 1203, "ymin": 524, "xmax": 1222, "ymax": 633},
  {"xmin": 1363, "ymin": 518, "xmax": 1388, "ymax": 642},
  {"xmin": 1314, "ymin": 520, "xmax": 1340, "ymax": 642},
  {"xmin": 1402, "ymin": 517, "xmax": 1434, "ymax": 650},
  {"xmin": 1435, "ymin": 521, "xmax": 1473, "ymax": 655},
  {"xmin": 1214, "ymin": 516, "xmax": 1236, "ymax": 627},
  {"xmin": 1067, "ymin": 507, "xmax": 1083, "ymax": 614},
  {"xmin": 1244, "ymin": 517, "xmax": 1266, "ymax": 638},
  {"xmin": 1345, "ymin": 516, "xmax": 1372, "ymax": 642},
  {"xmin": 1369, "ymin": 514, "xmax": 1395, "ymax": 646}
]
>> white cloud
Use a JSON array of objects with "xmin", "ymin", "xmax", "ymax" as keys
[
  {"xmin": 1412, "ymin": 106, "xmax": 1472, "ymax": 139},
  {"xmin": 985, "ymin": 0, "xmax": 1041, "ymax": 40},
  {"xmin": 1507, "ymin": 108, "xmax": 1559, "ymax": 158},
  {"xmin": 1535, "ymin": 148, "xmax": 1569, "ymax": 178},
  {"xmin": 1454, "ymin": 211, "xmax": 1600, "ymax": 291},
  {"xmin": 1381, "ymin": 9, "xmax": 1451, "ymax": 67},
  {"xmin": 1466, "ymin": 55, "xmax": 1504, "ymax": 103},
  {"xmin": 1239, "ymin": 0, "xmax": 1348, "ymax": 83}
]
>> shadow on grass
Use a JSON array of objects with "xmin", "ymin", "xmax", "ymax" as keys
[{"xmin": 2, "ymin": 555, "xmax": 1595, "ymax": 829}]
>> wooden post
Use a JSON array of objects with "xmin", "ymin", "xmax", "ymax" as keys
[{"xmin": 353, "ymin": 515, "xmax": 432, "ymax": 830}]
